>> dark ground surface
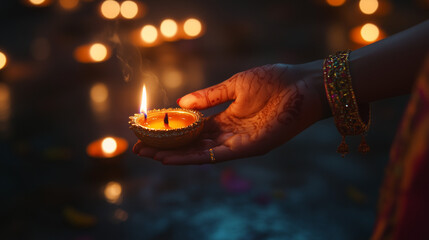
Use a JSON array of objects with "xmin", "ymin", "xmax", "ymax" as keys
[{"xmin": 0, "ymin": 1, "xmax": 427, "ymax": 239}]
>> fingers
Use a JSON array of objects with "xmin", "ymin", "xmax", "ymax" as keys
[
  {"xmin": 133, "ymin": 140, "xmax": 236, "ymax": 165},
  {"xmin": 156, "ymin": 145, "xmax": 235, "ymax": 165},
  {"xmin": 132, "ymin": 140, "xmax": 143, "ymax": 154},
  {"xmin": 177, "ymin": 76, "xmax": 236, "ymax": 110}
]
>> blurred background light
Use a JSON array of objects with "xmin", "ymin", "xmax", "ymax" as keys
[
  {"xmin": 361, "ymin": 23, "xmax": 380, "ymax": 42},
  {"xmin": 326, "ymin": 0, "xmax": 346, "ymax": 7},
  {"xmin": 101, "ymin": 137, "xmax": 117, "ymax": 154},
  {"xmin": 104, "ymin": 181, "xmax": 122, "ymax": 204},
  {"xmin": 0, "ymin": 83, "xmax": 11, "ymax": 122},
  {"xmin": 58, "ymin": 0, "xmax": 79, "ymax": 10},
  {"xmin": 183, "ymin": 18, "xmax": 202, "ymax": 38},
  {"xmin": 90, "ymin": 83, "xmax": 109, "ymax": 103},
  {"xmin": 74, "ymin": 43, "xmax": 110, "ymax": 63},
  {"xmin": 140, "ymin": 25, "xmax": 158, "ymax": 44},
  {"xmin": 0, "ymin": 51, "xmax": 7, "ymax": 70},
  {"xmin": 28, "ymin": 0, "xmax": 48, "ymax": 6},
  {"xmin": 162, "ymin": 68, "xmax": 183, "ymax": 88},
  {"xmin": 89, "ymin": 43, "xmax": 108, "ymax": 62},
  {"xmin": 359, "ymin": 0, "xmax": 379, "ymax": 15},
  {"xmin": 160, "ymin": 19, "xmax": 178, "ymax": 39},
  {"xmin": 120, "ymin": 0, "xmax": 138, "ymax": 19},
  {"xmin": 100, "ymin": 0, "xmax": 120, "ymax": 19}
]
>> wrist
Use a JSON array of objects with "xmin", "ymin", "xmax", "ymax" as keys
[{"xmin": 295, "ymin": 59, "xmax": 332, "ymax": 120}]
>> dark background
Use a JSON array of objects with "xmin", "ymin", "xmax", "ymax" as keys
[{"xmin": 0, "ymin": 0, "xmax": 428, "ymax": 239}]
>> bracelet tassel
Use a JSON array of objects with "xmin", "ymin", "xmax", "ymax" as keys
[{"xmin": 337, "ymin": 135, "xmax": 349, "ymax": 157}]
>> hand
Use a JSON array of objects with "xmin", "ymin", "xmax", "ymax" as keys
[{"xmin": 133, "ymin": 62, "xmax": 329, "ymax": 165}]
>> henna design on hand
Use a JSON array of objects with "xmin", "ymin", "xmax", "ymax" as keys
[
  {"xmin": 277, "ymin": 84, "xmax": 304, "ymax": 125},
  {"xmin": 206, "ymin": 84, "xmax": 229, "ymax": 107}
]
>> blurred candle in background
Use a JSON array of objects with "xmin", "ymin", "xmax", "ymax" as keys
[
  {"xmin": 89, "ymin": 43, "xmax": 108, "ymax": 62},
  {"xmin": 359, "ymin": 0, "xmax": 379, "ymax": 15},
  {"xmin": 325, "ymin": 0, "xmax": 346, "ymax": 7},
  {"xmin": 102, "ymin": 137, "xmax": 117, "ymax": 154},
  {"xmin": 74, "ymin": 43, "xmax": 111, "ymax": 63},
  {"xmin": 100, "ymin": 0, "xmax": 120, "ymax": 19},
  {"xmin": 160, "ymin": 19, "xmax": 178, "ymax": 40},
  {"xmin": 58, "ymin": 0, "xmax": 79, "ymax": 10},
  {"xmin": 350, "ymin": 23, "xmax": 384, "ymax": 45},
  {"xmin": 139, "ymin": 25, "xmax": 160, "ymax": 47},
  {"xmin": 120, "ymin": 0, "xmax": 138, "ymax": 19},
  {"xmin": 104, "ymin": 181, "xmax": 122, "ymax": 204},
  {"xmin": 27, "ymin": 0, "xmax": 51, "ymax": 7},
  {"xmin": 0, "ymin": 83, "xmax": 11, "ymax": 137},
  {"xmin": 183, "ymin": 18, "xmax": 203, "ymax": 39},
  {"xmin": 86, "ymin": 136, "xmax": 128, "ymax": 159},
  {"xmin": 90, "ymin": 82, "xmax": 109, "ymax": 121},
  {"xmin": 0, "ymin": 51, "xmax": 7, "ymax": 70},
  {"xmin": 360, "ymin": 23, "xmax": 380, "ymax": 42}
]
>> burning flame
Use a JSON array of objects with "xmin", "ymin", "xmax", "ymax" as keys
[{"xmin": 140, "ymin": 85, "xmax": 147, "ymax": 115}]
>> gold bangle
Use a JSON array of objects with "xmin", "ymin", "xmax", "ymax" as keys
[{"xmin": 323, "ymin": 50, "xmax": 370, "ymax": 157}]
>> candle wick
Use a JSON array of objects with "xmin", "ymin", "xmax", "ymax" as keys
[
  {"xmin": 164, "ymin": 113, "xmax": 169, "ymax": 126},
  {"xmin": 143, "ymin": 112, "xmax": 147, "ymax": 120}
]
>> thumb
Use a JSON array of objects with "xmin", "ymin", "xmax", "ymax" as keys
[{"xmin": 177, "ymin": 78, "xmax": 236, "ymax": 110}]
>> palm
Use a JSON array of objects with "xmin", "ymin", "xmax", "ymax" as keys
[{"xmin": 134, "ymin": 64, "xmax": 323, "ymax": 164}]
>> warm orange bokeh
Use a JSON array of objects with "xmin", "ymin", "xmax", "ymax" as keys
[
  {"xmin": 74, "ymin": 43, "xmax": 111, "ymax": 63},
  {"xmin": 326, "ymin": 0, "xmax": 346, "ymax": 7}
]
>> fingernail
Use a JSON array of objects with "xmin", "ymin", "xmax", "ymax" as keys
[{"xmin": 176, "ymin": 97, "xmax": 182, "ymax": 105}]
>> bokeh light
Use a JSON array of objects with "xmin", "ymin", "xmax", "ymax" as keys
[
  {"xmin": 183, "ymin": 18, "xmax": 202, "ymax": 38},
  {"xmin": 359, "ymin": 0, "xmax": 379, "ymax": 15},
  {"xmin": 0, "ymin": 52, "xmax": 7, "ymax": 70},
  {"xmin": 58, "ymin": 0, "xmax": 79, "ymax": 10},
  {"xmin": 163, "ymin": 68, "xmax": 183, "ymax": 88},
  {"xmin": 89, "ymin": 43, "xmax": 108, "ymax": 62},
  {"xmin": 160, "ymin": 19, "xmax": 178, "ymax": 38},
  {"xmin": 104, "ymin": 181, "xmax": 122, "ymax": 203},
  {"xmin": 140, "ymin": 25, "xmax": 158, "ymax": 44},
  {"xmin": 0, "ymin": 83, "xmax": 11, "ymax": 121},
  {"xmin": 326, "ymin": 0, "xmax": 346, "ymax": 7},
  {"xmin": 361, "ymin": 23, "xmax": 379, "ymax": 42},
  {"xmin": 90, "ymin": 83, "xmax": 109, "ymax": 103},
  {"xmin": 28, "ymin": 0, "xmax": 46, "ymax": 5},
  {"xmin": 101, "ymin": 137, "xmax": 117, "ymax": 154},
  {"xmin": 100, "ymin": 0, "xmax": 120, "ymax": 19},
  {"xmin": 120, "ymin": 0, "xmax": 138, "ymax": 19}
]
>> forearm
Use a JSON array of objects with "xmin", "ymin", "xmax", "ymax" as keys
[{"xmin": 350, "ymin": 20, "xmax": 429, "ymax": 104}]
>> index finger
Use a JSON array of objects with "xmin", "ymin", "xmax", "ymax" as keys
[{"xmin": 178, "ymin": 75, "xmax": 237, "ymax": 110}]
